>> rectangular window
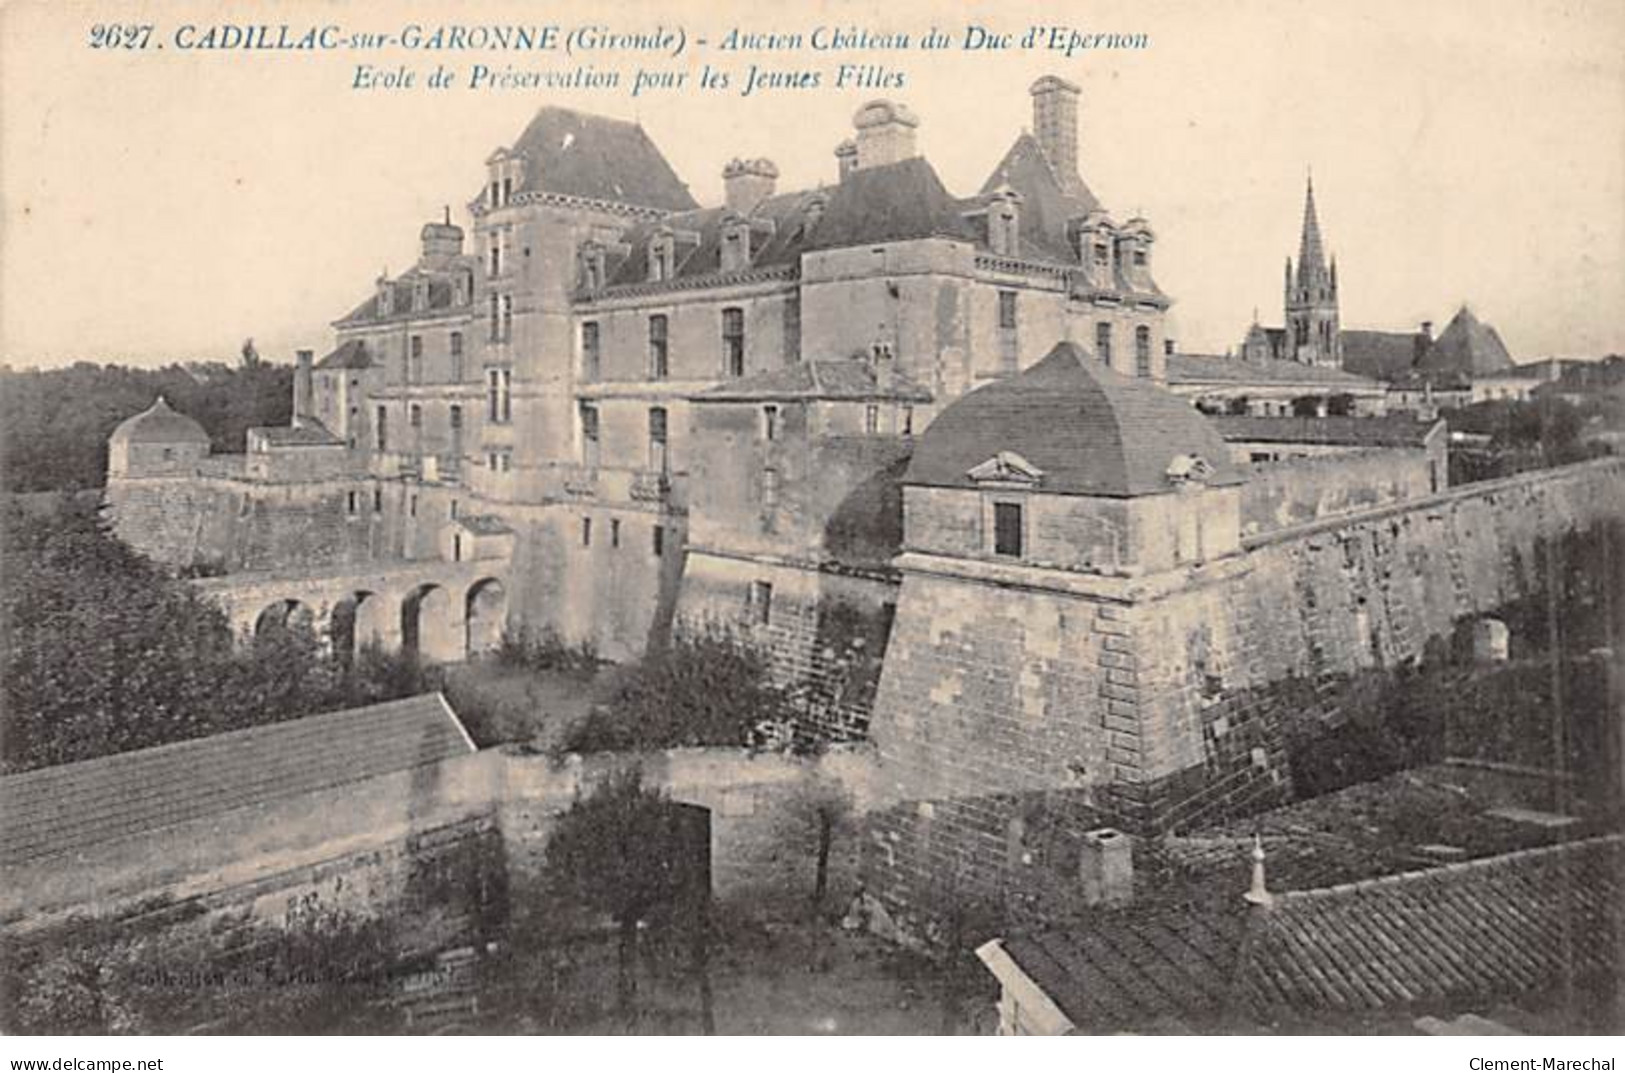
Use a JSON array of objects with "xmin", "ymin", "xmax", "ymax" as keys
[
  {"xmin": 375, "ymin": 406, "xmax": 388, "ymax": 451},
  {"xmin": 489, "ymin": 293, "xmax": 500, "ymax": 341},
  {"xmin": 865, "ymin": 404, "xmax": 880, "ymax": 435},
  {"xmin": 409, "ymin": 494, "xmax": 418, "ymax": 517},
  {"xmin": 998, "ymin": 290, "xmax": 1018, "ymax": 330},
  {"xmin": 763, "ymin": 405, "xmax": 779, "ymax": 441},
  {"xmin": 500, "ymin": 369, "xmax": 512, "ymax": 423},
  {"xmin": 450, "ymin": 498, "xmax": 459, "ymax": 519},
  {"xmin": 1135, "ymin": 325, "xmax": 1153, "ymax": 378},
  {"xmin": 901, "ymin": 405, "xmax": 914, "ymax": 436},
  {"xmin": 610, "ymin": 518, "xmax": 621, "ymax": 548},
  {"xmin": 652, "ymin": 524, "xmax": 665, "ymax": 558},
  {"xmin": 747, "ymin": 580, "xmax": 773, "ymax": 626},
  {"xmin": 373, "ymin": 488, "xmax": 383, "ymax": 513},
  {"xmin": 648, "ymin": 407, "xmax": 669, "ymax": 474},
  {"xmin": 450, "ymin": 332, "xmax": 464, "ymax": 382},
  {"xmin": 409, "ymin": 404, "xmax": 422, "ymax": 429},
  {"xmin": 490, "ymin": 238, "xmax": 501, "ymax": 278},
  {"xmin": 993, "ymin": 502, "xmax": 1023, "ymax": 558},
  {"xmin": 582, "ymin": 516, "xmax": 592, "ymax": 547},
  {"xmin": 501, "ymin": 177, "xmax": 512, "ymax": 205},
  {"xmin": 501, "ymin": 295, "xmax": 513, "ymax": 342},
  {"xmin": 1096, "ymin": 322, "xmax": 1113, "ymax": 366},
  {"xmin": 648, "ymin": 314, "xmax": 669, "ymax": 379},
  {"xmin": 722, "ymin": 307, "xmax": 745, "ymax": 378},
  {"xmin": 580, "ymin": 402, "xmax": 600, "ymax": 466},
  {"xmin": 762, "ymin": 467, "xmax": 780, "ymax": 511},
  {"xmin": 346, "ymin": 490, "xmax": 358, "ymax": 515},
  {"xmin": 581, "ymin": 321, "xmax": 600, "ymax": 381}
]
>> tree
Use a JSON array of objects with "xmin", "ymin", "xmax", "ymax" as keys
[
  {"xmin": 563, "ymin": 627, "xmax": 793, "ymax": 753},
  {"xmin": 544, "ymin": 770, "xmax": 685, "ymax": 1020}
]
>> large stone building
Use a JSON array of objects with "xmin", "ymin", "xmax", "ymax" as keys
[{"xmin": 102, "ymin": 79, "xmax": 1625, "ymax": 929}]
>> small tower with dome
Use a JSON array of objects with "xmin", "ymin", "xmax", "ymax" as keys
[{"xmin": 107, "ymin": 396, "xmax": 211, "ymax": 479}]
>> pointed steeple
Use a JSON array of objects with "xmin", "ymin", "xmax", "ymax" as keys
[{"xmin": 1296, "ymin": 174, "xmax": 1327, "ymax": 288}]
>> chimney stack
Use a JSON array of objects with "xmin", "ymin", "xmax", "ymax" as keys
[
  {"xmin": 723, "ymin": 157, "xmax": 779, "ymax": 216},
  {"xmin": 1421, "ymin": 320, "xmax": 1434, "ymax": 341},
  {"xmin": 293, "ymin": 349, "xmax": 314, "ymax": 425},
  {"xmin": 852, "ymin": 100, "xmax": 919, "ymax": 171},
  {"xmin": 419, "ymin": 214, "xmax": 464, "ymax": 270},
  {"xmin": 1243, "ymin": 833, "xmax": 1274, "ymax": 908},
  {"xmin": 1030, "ymin": 76, "xmax": 1082, "ymax": 184},
  {"xmin": 834, "ymin": 139, "xmax": 859, "ymax": 182},
  {"xmin": 1078, "ymin": 827, "xmax": 1133, "ymax": 907}
]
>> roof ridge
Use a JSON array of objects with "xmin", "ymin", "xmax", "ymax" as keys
[{"xmin": 1273, "ymin": 831, "xmax": 1624, "ymax": 905}]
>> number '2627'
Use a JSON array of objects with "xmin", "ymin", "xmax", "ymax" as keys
[{"xmin": 89, "ymin": 24, "xmax": 155, "ymax": 48}]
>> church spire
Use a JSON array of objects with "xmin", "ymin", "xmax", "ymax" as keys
[{"xmin": 1296, "ymin": 174, "xmax": 1327, "ymax": 288}]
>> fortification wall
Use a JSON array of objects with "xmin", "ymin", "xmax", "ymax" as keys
[
  {"xmin": 1237, "ymin": 447, "xmax": 1439, "ymax": 538},
  {"xmin": 863, "ymin": 458, "xmax": 1625, "ymax": 919}
]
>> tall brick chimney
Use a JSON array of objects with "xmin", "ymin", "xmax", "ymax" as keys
[
  {"xmin": 293, "ymin": 349, "xmax": 314, "ymax": 425},
  {"xmin": 852, "ymin": 100, "xmax": 919, "ymax": 170},
  {"xmin": 1030, "ymin": 75, "xmax": 1082, "ymax": 184},
  {"xmin": 723, "ymin": 158, "xmax": 778, "ymax": 215},
  {"xmin": 419, "ymin": 208, "xmax": 464, "ymax": 270}
]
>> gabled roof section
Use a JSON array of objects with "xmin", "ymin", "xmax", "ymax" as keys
[
  {"xmin": 804, "ymin": 157, "xmax": 974, "ymax": 251},
  {"xmin": 1414, "ymin": 306, "xmax": 1517, "ymax": 379},
  {"xmin": 252, "ymin": 418, "xmax": 344, "ymax": 447},
  {"xmin": 317, "ymin": 338, "xmax": 372, "ymax": 370},
  {"xmin": 979, "ymin": 132, "xmax": 1100, "ymax": 262},
  {"xmin": 1340, "ymin": 329, "xmax": 1430, "ymax": 380},
  {"xmin": 506, "ymin": 107, "xmax": 696, "ymax": 212},
  {"xmin": 905, "ymin": 343, "xmax": 1244, "ymax": 497},
  {"xmin": 0, "ymin": 694, "xmax": 475, "ymax": 866},
  {"xmin": 695, "ymin": 359, "xmax": 932, "ymax": 403},
  {"xmin": 334, "ymin": 268, "xmax": 470, "ymax": 328}
]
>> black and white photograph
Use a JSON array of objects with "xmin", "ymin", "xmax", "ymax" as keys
[{"xmin": 0, "ymin": 0, "xmax": 1621, "ymax": 1058}]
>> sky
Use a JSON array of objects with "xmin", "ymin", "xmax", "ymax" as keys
[{"xmin": 2, "ymin": 0, "xmax": 1622, "ymax": 368}]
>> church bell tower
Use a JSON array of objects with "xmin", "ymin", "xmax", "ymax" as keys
[{"xmin": 1283, "ymin": 176, "xmax": 1341, "ymax": 367}]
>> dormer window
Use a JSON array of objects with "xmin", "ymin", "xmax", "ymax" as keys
[
  {"xmin": 721, "ymin": 219, "xmax": 751, "ymax": 272},
  {"xmin": 1133, "ymin": 249, "xmax": 1147, "ymax": 267},
  {"xmin": 377, "ymin": 279, "xmax": 394, "ymax": 318},
  {"xmin": 580, "ymin": 243, "xmax": 607, "ymax": 292},
  {"xmin": 453, "ymin": 269, "xmax": 472, "ymax": 306},
  {"xmin": 649, "ymin": 231, "xmax": 676, "ymax": 282},
  {"xmin": 412, "ymin": 277, "xmax": 429, "ymax": 312},
  {"xmin": 1093, "ymin": 243, "xmax": 1110, "ymax": 266}
]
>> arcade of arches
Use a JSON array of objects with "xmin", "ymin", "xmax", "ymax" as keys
[{"xmin": 248, "ymin": 575, "xmax": 509, "ymax": 664}]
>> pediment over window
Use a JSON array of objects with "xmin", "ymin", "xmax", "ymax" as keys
[
  {"xmin": 1166, "ymin": 453, "xmax": 1215, "ymax": 485},
  {"xmin": 968, "ymin": 451, "xmax": 1044, "ymax": 486}
]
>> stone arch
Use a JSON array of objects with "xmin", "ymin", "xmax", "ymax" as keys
[
  {"xmin": 331, "ymin": 590, "xmax": 396, "ymax": 659},
  {"xmin": 465, "ymin": 577, "xmax": 508, "ymax": 657},
  {"xmin": 253, "ymin": 598, "xmax": 315, "ymax": 642},
  {"xmin": 402, "ymin": 583, "xmax": 462, "ymax": 663}
]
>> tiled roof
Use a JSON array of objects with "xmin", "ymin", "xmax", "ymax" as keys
[
  {"xmin": 1213, "ymin": 414, "xmax": 1441, "ymax": 448},
  {"xmin": 109, "ymin": 396, "xmax": 210, "ymax": 446},
  {"xmin": 905, "ymin": 343, "xmax": 1244, "ymax": 497},
  {"xmin": 335, "ymin": 269, "xmax": 470, "ymax": 328},
  {"xmin": 253, "ymin": 418, "xmax": 343, "ymax": 446},
  {"xmin": 0, "ymin": 694, "xmax": 475, "ymax": 867},
  {"xmin": 316, "ymin": 338, "xmax": 372, "ymax": 370},
  {"xmin": 1415, "ymin": 306, "xmax": 1517, "ymax": 379},
  {"xmin": 1341, "ymin": 329, "xmax": 1429, "ymax": 381},
  {"xmin": 980, "ymin": 133, "xmax": 1100, "ymax": 263},
  {"xmin": 804, "ymin": 157, "xmax": 973, "ymax": 252},
  {"xmin": 1167, "ymin": 353, "xmax": 1381, "ymax": 389},
  {"xmin": 1242, "ymin": 835, "xmax": 1624, "ymax": 1013},
  {"xmin": 504, "ymin": 107, "xmax": 696, "ymax": 212},
  {"xmin": 455, "ymin": 514, "xmax": 514, "ymax": 536},
  {"xmin": 695, "ymin": 360, "xmax": 933, "ymax": 403},
  {"xmin": 990, "ymin": 834, "xmax": 1624, "ymax": 1031}
]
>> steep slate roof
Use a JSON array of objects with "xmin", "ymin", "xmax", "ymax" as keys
[
  {"xmin": 335, "ymin": 269, "xmax": 471, "ymax": 328},
  {"xmin": 600, "ymin": 157, "xmax": 973, "ymax": 290},
  {"xmin": 109, "ymin": 396, "xmax": 210, "ymax": 446},
  {"xmin": 0, "ymin": 694, "xmax": 475, "ymax": 867},
  {"xmin": 695, "ymin": 359, "xmax": 933, "ymax": 403},
  {"xmin": 1338, "ymin": 329, "xmax": 1429, "ymax": 381},
  {"xmin": 905, "ymin": 343, "xmax": 1243, "ymax": 497},
  {"xmin": 991, "ymin": 834, "xmax": 1624, "ymax": 1032},
  {"xmin": 317, "ymin": 338, "xmax": 372, "ymax": 370},
  {"xmin": 1414, "ymin": 306, "xmax": 1517, "ymax": 379},
  {"xmin": 980, "ymin": 132, "xmax": 1100, "ymax": 263},
  {"xmin": 504, "ymin": 107, "xmax": 696, "ymax": 212},
  {"xmin": 1213, "ymin": 414, "xmax": 1442, "ymax": 448},
  {"xmin": 1167, "ymin": 353, "xmax": 1381, "ymax": 389}
]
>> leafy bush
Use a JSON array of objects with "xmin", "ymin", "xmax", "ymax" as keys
[{"xmin": 563, "ymin": 626, "xmax": 793, "ymax": 754}]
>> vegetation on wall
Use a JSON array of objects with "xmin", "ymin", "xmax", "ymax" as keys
[
  {"xmin": 0, "ymin": 361, "xmax": 292, "ymax": 492},
  {"xmin": 1444, "ymin": 395, "xmax": 1617, "ymax": 483},
  {"xmin": 0, "ymin": 496, "xmax": 436, "ymax": 773}
]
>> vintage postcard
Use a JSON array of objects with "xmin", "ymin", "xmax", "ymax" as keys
[{"xmin": 1, "ymin": 0, "xmax": 1622, "ymax": 1055}]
